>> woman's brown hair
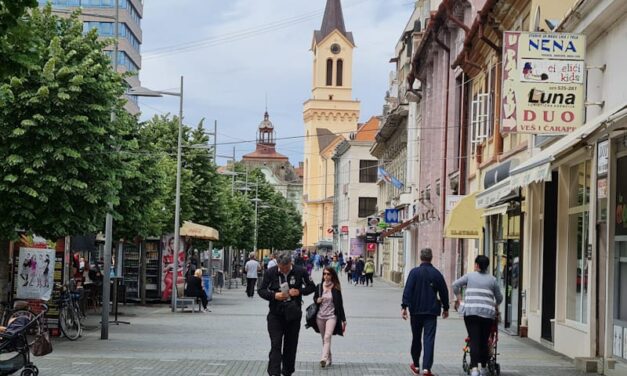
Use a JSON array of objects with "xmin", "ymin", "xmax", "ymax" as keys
[{"xmin": 322, "ymin": 266, "xmax": 341, "ymax": 291}]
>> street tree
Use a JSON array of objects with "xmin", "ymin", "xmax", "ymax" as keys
[
  {"xmin": 0, "ymin": 7, "xmax": 130, "ymax": 239},
  {"xmin": 0, "ymin": 0, "xmax": 36, "ymax": 36}
]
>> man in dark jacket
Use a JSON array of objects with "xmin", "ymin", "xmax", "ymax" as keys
[
  {"xmin": 258, "ymin": 251, "xmax": 315, "ymax": 376},
  {"xmin": 401, "ymin": 248, "xmax": 449, "ymax": 376}
]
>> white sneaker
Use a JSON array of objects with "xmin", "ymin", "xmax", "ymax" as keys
[
  {"xmin": 479, "ymin": 368, "xmax": 488, "ymax": 376},
  {"xmin": 470, "ymin": 368, "xmax": 480, "ymax": 376}
]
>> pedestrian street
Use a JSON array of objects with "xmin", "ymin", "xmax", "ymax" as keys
[{"xmin": 33, "ymin": 270, "xmax": 588, "ymax": 376}]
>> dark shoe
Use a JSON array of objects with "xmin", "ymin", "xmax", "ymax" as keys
[
  {"xmin": 320, "ymin": 360, "xmax": 326, "ymax": 368},
  {"xmin": 409, "ymin": 363, "xmax": 420, "ymax": 375}
]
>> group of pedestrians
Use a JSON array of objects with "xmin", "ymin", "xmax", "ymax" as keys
[
  {"xmin": 402, "ymin": 248, "xmax": 503, "ymax": 376},
  {"xmin": 258, "ymin": 251, "xmax": 347, "ymax": 376},
  {"xmin": 344, "ymin": 256, "xmax": 375, "ymax": 286}
]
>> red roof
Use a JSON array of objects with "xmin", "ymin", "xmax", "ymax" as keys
[{"xmin": 242, "ymin": 144, "xmax": 289, "ymax": 161}]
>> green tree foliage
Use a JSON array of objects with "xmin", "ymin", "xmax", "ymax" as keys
[
  {"xmin": 0, "ymin": 0, "xmax": 36, "ymax": 35},
  {"xmin": 0, "ymin": 7, "xmax": 129, "ymax": 239}
]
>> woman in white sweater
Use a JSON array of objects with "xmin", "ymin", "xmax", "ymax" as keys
[{"xmin": 452, "ymin": 255, "xmax": 503, "ymax": 376}]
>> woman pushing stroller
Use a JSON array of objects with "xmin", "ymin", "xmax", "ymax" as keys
[{"xmin": 452, "ymin": 255, "xmax": 503, "ymax": 376}]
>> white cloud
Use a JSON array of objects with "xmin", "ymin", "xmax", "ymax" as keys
[{"xmin": 139, "ymin": 0, "xmax": 414, "ymax": 164}]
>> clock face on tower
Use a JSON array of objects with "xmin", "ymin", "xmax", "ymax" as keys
[{"xmin": 330, "ymin": 43, "xmax": 341, "ymax": 55}]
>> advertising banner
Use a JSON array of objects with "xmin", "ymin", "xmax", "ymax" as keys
[
  {"xmin": 349, "ymin": 238, "xmax": 364, "ymax": 258},
  {"xmin": 502, "ymin": 32, "xmax": 586, "ymax": 134},
  {"xmin": 161, "ymin": 234, "xmax": 186, "ymax": 302},
  {"xmin": 16, "ymin": 247, "xmax": 55, "ymax": 301}
]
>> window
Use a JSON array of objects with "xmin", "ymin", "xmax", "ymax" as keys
[
  {"xmin": 83, "ymin": 22, "xmax": 141, "ymax": 52},
  {"xmin": 470, "ymin": 93, "xmax": 489, "ymax": 151},
  {"xmin": 359, "ymin": 160, "xmax": 377, "ymax": 183},
  {"xmin": 326, "ymin": 59, "xmax": 333, "ymax": 86},
  {"xmin": 336, "ymin": 59, "xmax": 343, "ymax": 86},
  {"xmin": 358, "ymin": 197, "xmax": 377, "ymax": 218},
  {"xmin": 566, "ymin": 160, "xmax": 591, "ymax": 323}
]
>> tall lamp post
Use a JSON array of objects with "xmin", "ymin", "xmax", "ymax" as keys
[{"xmin": 128, "ymin": 77, "xmax": 184, "ymax": 313}]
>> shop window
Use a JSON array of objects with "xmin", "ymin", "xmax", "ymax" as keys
[{"xmin": 566, "ymin": 160, "xmax": 591, "ymax": 323}]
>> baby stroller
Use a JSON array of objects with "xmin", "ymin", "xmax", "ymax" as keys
[
  {"xmin": 462, "ymin": 315, "xmax": 501, "ymax": 376},
  {"xmin": 0, "ymin": 306, "xmax": 48, "ymax": 376}
]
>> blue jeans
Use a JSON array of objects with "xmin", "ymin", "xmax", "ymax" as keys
[{"xmin": 410, "ymin": 314, "xmax": 437, "ymax": 370}]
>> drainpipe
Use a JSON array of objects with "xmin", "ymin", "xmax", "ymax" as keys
[{"xmin": 438, "ymin": 35, "xmax": 451, "ymax": 282}]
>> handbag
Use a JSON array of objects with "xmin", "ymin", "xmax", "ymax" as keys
[
  {"xmin": 32, "ymin": 332, "xmax": 53, "ymax": 357},
  {"xmin": 305, "ymin": 284, "xmax": 323, "ymax": 329}
]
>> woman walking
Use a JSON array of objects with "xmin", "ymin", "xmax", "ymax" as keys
[
  {"xmin": 312, "ymin": 266, "xmax": 347, "ymax": 368},
  {"xmin": 452, "ymin": 255, "xmax": 503, "ymax": 376},
  {"xmin": 364, "ymin": 257, "xmax": 375, "ymax": 287}
]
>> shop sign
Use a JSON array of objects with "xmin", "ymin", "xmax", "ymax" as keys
[
  {"xmin": 502, "ymin": 32, "xmax": 586, "ymax": 135},
  {"xmin": 211, "ymin": 248, "xmax": 223, "ymax": 260},
  {"xmin": 597, "ymin": 140, "xmax": 609, "ymax": 176},
  {"xmin": 385, "ymin": 209, "xmax": 400, "ymax": 224},
  {"xmin": 615, "ymin": 157, "xmax": 627, "ymax": 236},
  {"xmin": 614, "ymin": 325, "xmax": 624, "ymax": 358},
  {"xmin": 366, "ymin": 243, "xmax": 376, "ymax": 252},
  {"xmin": 340, "ymin": 225, "xmax": 349, "ymax": 234}
]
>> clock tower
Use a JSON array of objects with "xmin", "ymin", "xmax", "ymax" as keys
[{"xmin": 302, "ymin": 0, "xmax": 360, "ymax": 249}]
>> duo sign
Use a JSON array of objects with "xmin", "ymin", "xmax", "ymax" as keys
[{"xmin": 501, "ymin": 31, "xmax": 586, "ymax": 135}]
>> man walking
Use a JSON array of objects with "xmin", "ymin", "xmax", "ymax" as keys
[
  {"xmin": 258, "ymin": 251, "xmax": 315, "ymax": 376},
  {"xmin": 401, "ymin": 248, "xmax": 449, "ymax": 376},
  {"xmin": 245, "ymin": 253, "xmax": 261, "ymax": 298}
]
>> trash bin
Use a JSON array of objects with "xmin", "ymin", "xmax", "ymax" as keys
[{"xmin": 203, "ymin": 274, "xmax": 213, "ymax": 302}]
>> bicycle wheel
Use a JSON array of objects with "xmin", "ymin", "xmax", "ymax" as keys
[
  {"xmin": 59, "ymin": 306, "xmax": 81, "ymax": 340},
  {"xmin": 9, "ymin": 310, "xmax": 41, "ymax": 346}
]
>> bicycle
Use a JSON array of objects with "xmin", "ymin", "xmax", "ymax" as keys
[
  {"xmin": 57, "ymin": 283, "xmax": 82, "ymax": 340},
  {"xmin": 0, "ymin": 300, "xmax": 43, "ymax": 347}
]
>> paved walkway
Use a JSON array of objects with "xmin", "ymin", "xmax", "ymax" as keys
[{"xmin": 28, "ymin": 270, "xmax": 588, "ymax": 375}]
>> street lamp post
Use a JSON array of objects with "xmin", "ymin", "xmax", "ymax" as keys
[{"xmin": 128, "ymin": 77, "xmax": 184, "ymax": 313}]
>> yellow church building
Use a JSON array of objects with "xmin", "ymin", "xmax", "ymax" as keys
[{"xmin": 302, "ymin": 0, "xmax": 360, "ymax": 249}]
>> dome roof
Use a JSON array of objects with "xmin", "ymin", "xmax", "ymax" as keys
[{"xmin": 258, "ymin": 111, "xmax": 273, "ymax": 130}]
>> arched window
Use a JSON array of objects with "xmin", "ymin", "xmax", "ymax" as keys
[
  {"xmin": 326, "ymin": 58, "xmax": 333, "ymax": 86},
  {"xmin": 336, "ymin": 59, "xmax": 343, "ymax": 86}
]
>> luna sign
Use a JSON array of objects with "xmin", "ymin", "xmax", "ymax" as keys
[{"xmin": 502, "ymin": 32, "xmax": 586, "ymax": 135}]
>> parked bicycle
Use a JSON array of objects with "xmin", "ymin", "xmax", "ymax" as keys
[
  {"xmin": 57, "ymin": 282, "xmax": 82, "ymax": 340},
  {"xmin": 0, "ymin": 300, "xmax": 43, "ymax": 346}
]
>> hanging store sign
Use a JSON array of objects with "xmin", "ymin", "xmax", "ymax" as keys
[{"xmin": 502, "ymin": 32, "xmax": 586, "ymax": 135}]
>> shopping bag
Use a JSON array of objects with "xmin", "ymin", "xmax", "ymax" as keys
[{"xmin": 32, "ymin": 332, "xmax": 53, "ymax": 356}]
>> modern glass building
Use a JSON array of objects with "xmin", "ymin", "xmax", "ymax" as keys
[{"xmin": 38, "ymin": 0, "xmax": 143, "ymax": 114}]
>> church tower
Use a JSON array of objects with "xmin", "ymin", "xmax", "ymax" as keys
[{"xmin": 302, "ymin": 0, "xmax": 360, "ymax": 249}]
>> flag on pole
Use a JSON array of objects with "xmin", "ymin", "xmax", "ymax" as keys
[{"xmin": 377, "ymin": 166, "xmax": 404, "ymax": 190}]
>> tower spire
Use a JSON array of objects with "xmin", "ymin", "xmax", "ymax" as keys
[{"xmin": 315, "ymin": 0, "xmax": 354, "ymax": 45}]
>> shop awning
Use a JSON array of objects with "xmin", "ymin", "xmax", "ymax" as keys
[
  {"xmin": 444, "ymin": 193, "xmax": 484, "ymax": 239},
  {"xmin": 510, "ymin": 104, "xmax": 627, "ymax": 190},
  {"xmin": 180, "ymin": 221, "xmax": 219, "ymax": 241},
  {"xmin": 482, "ymin": 203, "xmax": 509, "ymax": 217},
  {"xmin": 380, "ymin": 214, "xmax": 419, "ymax": 239},
  {"xmin": 475, "ymin": 178, "xmax": 514, "ymax": 209}
]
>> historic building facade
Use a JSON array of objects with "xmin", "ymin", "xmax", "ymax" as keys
[{"xmin": 302, "ymin": 0, "xmax": 360, "ymax": 249}]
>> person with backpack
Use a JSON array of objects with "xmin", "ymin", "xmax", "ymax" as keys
[{"xmin": 364, "ymin": 257, "xmax": 375, "ymax": 287}]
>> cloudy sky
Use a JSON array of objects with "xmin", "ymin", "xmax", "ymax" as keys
[{"xmin": 138, "ymin": 0, "xmax": 416, "ymax": 165}]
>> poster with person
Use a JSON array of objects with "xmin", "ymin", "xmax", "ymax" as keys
[
  {"xmin": 16, "ymin": 247, "xmax": 55, "ymax": 301},
  {"xmin": 161, "ymin": 234, "xmax": 186, "ymax": 302}
]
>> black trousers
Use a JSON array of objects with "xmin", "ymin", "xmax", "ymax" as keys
[
  {"xmin": 267, "ymin": 311, "xmax": 301, "ymax": 376},
  {"xmin": 246, "ymin": 278, "xmax": 257, "ymax": 297},
  {"xmin": 464, "ymin": 315, "xmax": 493, "ymax": 368}
]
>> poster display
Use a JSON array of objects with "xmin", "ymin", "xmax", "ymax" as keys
[
  {"xmin": 160, "ymin": 234, "xmax": 185, "ymax": 302},
  {"xmin": 502, "ymin": 32, "xmax": 586, "ymax": 134},
  {"xmin": 16, "ymin": 247, "xmax": 55, "ymax": 301},
  {"xmin": 349, "ymin": 238, "xmax": 364, "ymax": 258}
]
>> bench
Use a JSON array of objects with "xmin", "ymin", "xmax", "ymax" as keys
[{"xmin": 175, "ymin": 297, "xmax": 202, "ymax": 313}]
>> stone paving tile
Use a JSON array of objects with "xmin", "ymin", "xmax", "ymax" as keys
[
  {"xmin": 33, "ymin": 357, "xmax": 589, "ymax": 376},
  {"xmin": 26, "ymin": 272, "xmax": 593, "ymax": 376}
]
